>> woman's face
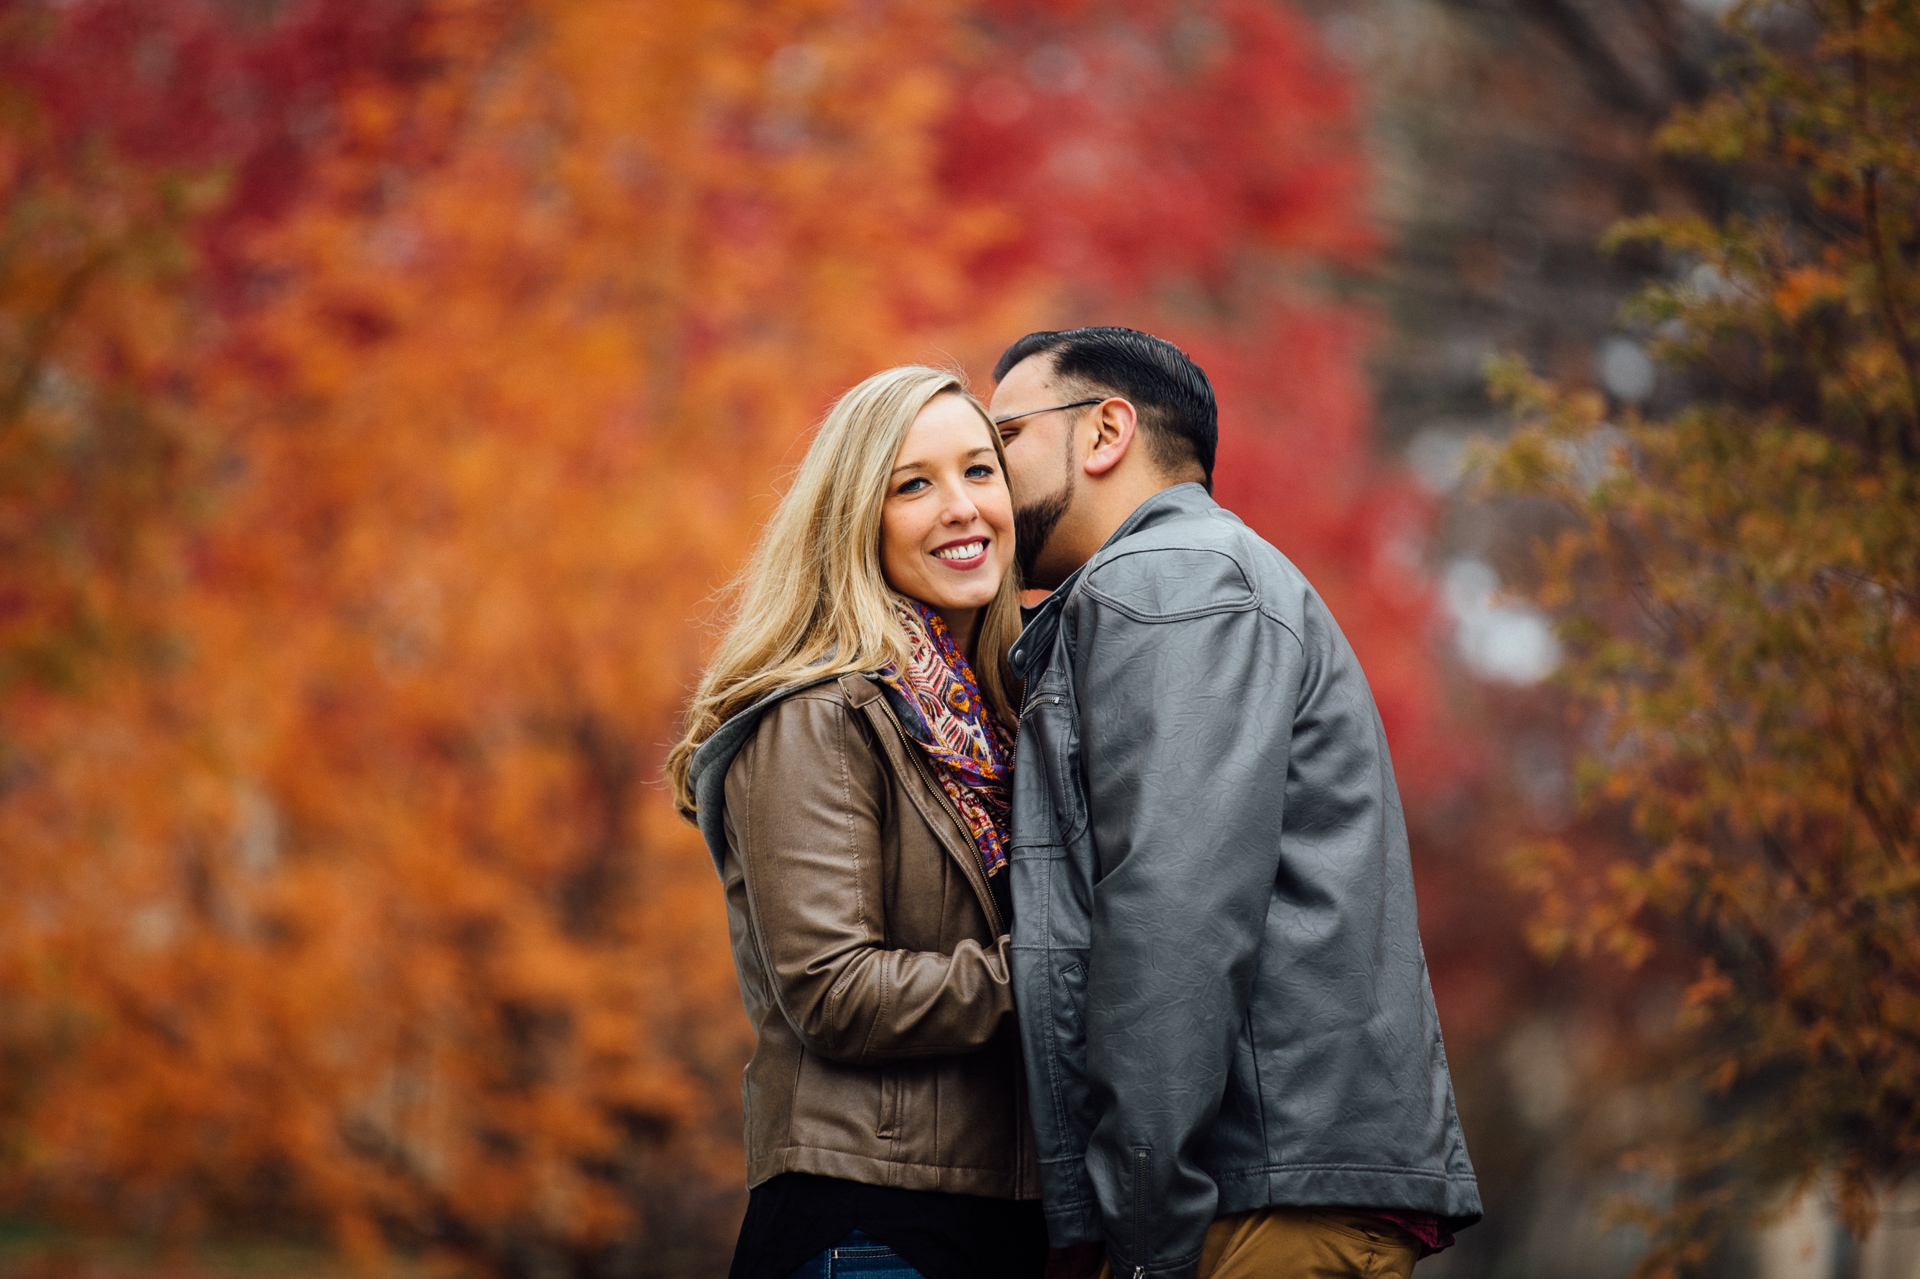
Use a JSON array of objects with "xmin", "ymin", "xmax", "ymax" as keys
[{"xmin": 879, "ymin": 393, "xmax": 1016, "ymax": 649}]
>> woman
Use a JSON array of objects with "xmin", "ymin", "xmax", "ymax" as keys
[{"xmin": 665, "ymin": 367, "xmax": 1044, "ymax": 1279}]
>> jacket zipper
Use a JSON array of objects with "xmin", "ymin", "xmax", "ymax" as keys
[
  {"xmin": 1133, "ymin": 1147, "xmax": 1149, "ymax": 1278},
  {"xmin": 877, "ymin": 702, "xmax": 1006, "ymax": 935}
]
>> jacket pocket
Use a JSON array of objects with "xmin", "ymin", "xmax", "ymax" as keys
[
  {"xmin": 1046, "ymin": 958, "xmax": 1091, "ymax": 1135},
  {"xmin": 1013, "ymin": 693, "xmax": 1085, "ymax": 849},
  {"xmin": 876, "ymin": 1067, "xmax": 900, "ymax": 1139},
  {"xmin": 1057, "ymin": 960, "xmax": 1087, "ymax": 1042}
]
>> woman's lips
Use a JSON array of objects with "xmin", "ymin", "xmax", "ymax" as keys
[{"xmin": 931, "ymin": 538, "xmax": 989, "ymax": 570}]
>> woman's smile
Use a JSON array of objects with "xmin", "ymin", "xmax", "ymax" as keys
[{"xmin": 931, "ymin": 537, "xmax": 990, "ymax": 568}]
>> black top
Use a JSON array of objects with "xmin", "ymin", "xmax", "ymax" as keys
[
  {"xmin": 989, "ymin": 863, "xmax": 1012, "ymax": 927},
  {"xmin": 727, "ymin": 1173, "xmax": 1046, "ymax": 1279}
]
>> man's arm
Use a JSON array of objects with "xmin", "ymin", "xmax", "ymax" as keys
[{"xmin": 1073, "ymin": 550, "xmax": 1304, "ymax": 1278}]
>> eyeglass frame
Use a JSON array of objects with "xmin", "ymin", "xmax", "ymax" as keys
[{"xmin": 990, "ymin": 397, "xmax": 1104, "ymax": 428}]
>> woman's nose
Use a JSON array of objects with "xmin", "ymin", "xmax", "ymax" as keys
[{"xmin": 939, "ymin": 487, "xmax": 980, "ymax": 524}]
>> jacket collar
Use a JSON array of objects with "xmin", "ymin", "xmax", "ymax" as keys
[
  {"xmin": 1010, "ymin": 482, "xmax": 1216, "ymax": 681},
  {"xmin": 1098, "ymin": 479, "xmax": 1217, "ymax": 546}
]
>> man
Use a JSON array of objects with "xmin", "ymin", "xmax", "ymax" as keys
[{"xmin": 989, "ymin": 327, "xmax": 1480, "ymax": 1279}]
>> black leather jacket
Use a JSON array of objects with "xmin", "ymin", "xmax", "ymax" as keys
[{"xmin": 1007, "ymin": 484, "xmax": 1481, "ymax": 1278}]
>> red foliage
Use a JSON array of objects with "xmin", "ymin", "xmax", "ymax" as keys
[
  {"xmin": 0, "ymin": 0, "xmax": 424, "ymax": 289},
  {"xmin": 945, "ymin": 0, "xmax": 1375, "ymax": 287},
  {"xmin": 944, "ymin": 0, "xmax": 1450, "ymax": 793},
  {"xmin": 0, "ymin": 0, "xmax": 1459, "ymax": 1270}
]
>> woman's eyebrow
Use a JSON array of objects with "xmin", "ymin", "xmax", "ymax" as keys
[{"xmin": 889, "ymin": 446, "xmax": 994, "ymax": 477}]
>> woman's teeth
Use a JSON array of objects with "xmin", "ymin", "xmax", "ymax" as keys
[{"xmin": 934, "ymin": 541, "xmax": 985, "ymax": 561}]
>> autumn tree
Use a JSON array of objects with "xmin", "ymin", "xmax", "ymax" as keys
[
  {"xmin": 1487, "ymin": 1, "xmax": 1920, "ymax": 1271},
  {"xmin": 0, "ymin": 0, "xmax": 423, "ymax": 1208},
  {"xmin": 2, "ymin": 0, "xmax": 1025, "ymax": 1268},
  {"xmin": 944, "ymin": 0, "xmax": 1455, "ymax": 791},
  {"xmin": 0, "ymin": 1, "xmax": 1434, "ymax": 1275}
]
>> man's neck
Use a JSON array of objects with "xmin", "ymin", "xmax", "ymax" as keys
[{"xmin": 1032, "ymin": 472, "xmax": 1201, "ymax": 588}]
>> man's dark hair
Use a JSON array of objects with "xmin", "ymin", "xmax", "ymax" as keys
[{"xmin": 993, "ymin": 326, "xmax": 1217, "ymax": 485}]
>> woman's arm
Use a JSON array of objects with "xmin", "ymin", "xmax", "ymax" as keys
[{"xmin": 726, "ymin": 691, "xmax": 1014, "ymax": 1065}]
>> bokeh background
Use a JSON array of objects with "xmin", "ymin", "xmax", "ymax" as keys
[{"xmin": 1, "ymin": 2, "xmax": 1914, "ymax": 1278}]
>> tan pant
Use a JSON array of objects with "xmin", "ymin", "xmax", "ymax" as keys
[{"xmin": 1097, "ymin": 1209, "xmax": 1421, "ymax": 1279}]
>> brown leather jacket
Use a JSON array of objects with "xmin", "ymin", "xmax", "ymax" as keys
[{"xmin": 715, "ymin": 673, "xmax": 1039, "ymax": 1199}]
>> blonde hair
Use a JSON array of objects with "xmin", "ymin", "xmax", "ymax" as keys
[{"xmin": 666, "ymin": 366, "xmax": 1022, "ymax": 819}]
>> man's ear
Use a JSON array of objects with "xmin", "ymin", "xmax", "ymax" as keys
[{"xmin": 1082, "ymin": 398, "xmax": 1138, "ymax": 477}]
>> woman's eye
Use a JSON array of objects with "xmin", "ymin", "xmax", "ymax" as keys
[
  {"xmin": 896, "ymin": 477, "xmax": 930, "ymax": 495},
  {"xmin": 966, "ymin": 464, "xmax": 996, "ymax": 479}
]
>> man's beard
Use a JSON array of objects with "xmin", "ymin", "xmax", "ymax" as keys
[{"xmin": 1014, "ymin": 474, "xmax": 1072, "ymax": 585}]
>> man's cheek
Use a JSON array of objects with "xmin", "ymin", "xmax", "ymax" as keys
[{"xmin": 1003, "ymin": 447, "xmax": 1035, "ymax": 495}]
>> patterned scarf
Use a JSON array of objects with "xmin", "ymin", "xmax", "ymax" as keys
[{"xmin": 879, "ymin": 597, "xmax": 1014, "ymax": 877}]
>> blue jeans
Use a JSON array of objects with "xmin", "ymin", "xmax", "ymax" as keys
[{"xmin": 785, "ymin": 1230, "xmax": 927, "ymax": 1278}]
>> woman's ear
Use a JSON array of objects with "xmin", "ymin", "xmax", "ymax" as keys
[{"xmin": 1082, "ymin": 398, "xmax": 1138, "ymax": 477}]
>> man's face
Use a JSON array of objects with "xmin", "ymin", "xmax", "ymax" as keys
[{"xmin": 988, "ymin": 355, "xmax": 1084, "ymax": 588}]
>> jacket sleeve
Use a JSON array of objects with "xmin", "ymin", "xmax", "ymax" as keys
[
  {"xmin": 726, "ymin": 692, "xmax": 1015, "ymax": 1065},
  {"xmin": 1072, "ymin": 557, "xmax": 1305, "ymax": 1278}
]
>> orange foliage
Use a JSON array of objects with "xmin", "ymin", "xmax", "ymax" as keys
[
  {"xmin": 1488, "ymin": 0, "xmax": 1920, "ymax": 1267},
  {"xmin": 0, "ymin": 0, "xmax": 1443, "ymax": 1270}
]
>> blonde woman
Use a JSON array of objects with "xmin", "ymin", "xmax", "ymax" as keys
[{"xmin": 666, "ymin": 367, "xmax": 1043, "ymax": 1279}]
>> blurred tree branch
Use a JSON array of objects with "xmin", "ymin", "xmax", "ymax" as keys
[{"xmin": 1484, "ymin": 3, "xmax": 1920, "ymax": 1272}]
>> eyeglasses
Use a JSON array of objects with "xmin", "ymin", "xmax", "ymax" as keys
[{"xmin": 990, "ymin": 398, "xmax": 1102, "ymax": 428}]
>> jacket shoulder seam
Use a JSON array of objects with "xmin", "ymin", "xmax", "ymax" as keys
[
  {"xmin": 1080, "ymin": 543, "xmax": 1287, "ymax": 628},
  {"xmin": 1254, "ymin": 602, "xmax": 1305, "ymax": 648},
  {"xmin": 1080, "ymin": 579, "xmax": 1306, "ymax": 651},
  {"xmin": 1080, "ymin": 580, "xmax": 1259, "ymax": 624},
  {"xmin": 1087, "ymin": 541, "xmax": 1248, "ymax": 580}
]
